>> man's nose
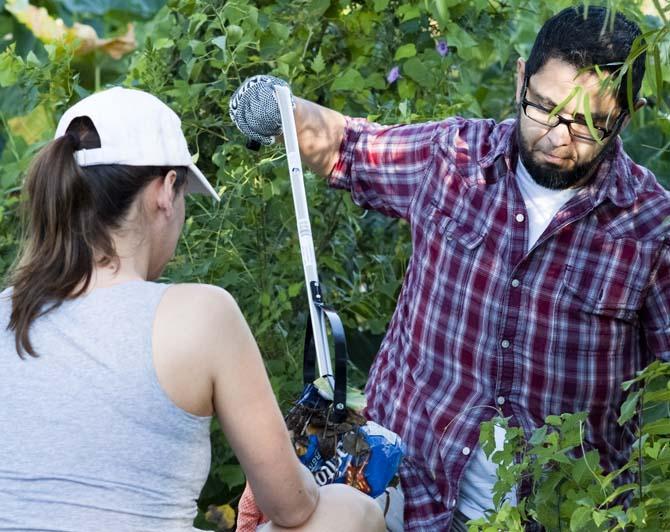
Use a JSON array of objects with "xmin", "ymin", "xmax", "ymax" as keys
[{"xmin": 545, "ymin": 121, "xmax": 572, "ymax": 146}]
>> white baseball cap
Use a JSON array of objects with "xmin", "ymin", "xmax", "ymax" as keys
[{"xmin": 54, "ymin": 87, "xmax": 219, "ymax": 201}]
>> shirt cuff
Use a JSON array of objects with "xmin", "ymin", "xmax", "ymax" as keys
[{"xmin": 327, "ymin": 116, "xmax": 367, "ymax": 190}]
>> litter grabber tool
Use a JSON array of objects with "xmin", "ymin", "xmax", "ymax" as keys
[
  {"xmin": 275, "ymin": 85, "xmax": 404, "ymax": 498},
  {"xmin": 275, "ymin": 85, "xmax": 342, "ymax": 413}
]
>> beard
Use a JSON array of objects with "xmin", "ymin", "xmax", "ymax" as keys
[{"xmin": 516, "ymin": 119, "xmax": 618, "ymax": 190}]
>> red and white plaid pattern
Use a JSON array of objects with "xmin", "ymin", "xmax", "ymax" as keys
[
  {"xmin": 329, "ymin": 116, "xmax": 670, "ymax": 530},
  {"xmin": 236, "ymin": 482, "xmax": 268, "ymax": 531}
]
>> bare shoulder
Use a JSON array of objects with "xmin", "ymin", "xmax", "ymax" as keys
[
  {"xmin": 158, "ymin": 283, "xmax": 242, "ymax": 339},
  {"xmin": 162, "ymin": 282, "xmax": 237, "ymax": 310},
  {"xmin": 151, "ymin": 283, "xmax": 245, "ymax": 416}
]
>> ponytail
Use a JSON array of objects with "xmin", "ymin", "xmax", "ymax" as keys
[{"xmin": 7, "ymin": 117, "xmax": 186, "ymax": 358}]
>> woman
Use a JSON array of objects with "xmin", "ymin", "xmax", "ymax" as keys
[{"xmin": 0, "ymin": 87, "xmax": 384, "ymax": 531}]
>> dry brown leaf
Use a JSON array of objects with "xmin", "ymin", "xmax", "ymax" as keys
[{"xmin": 6, "ymin": 0, "xmax": 136, "ymax": 59}]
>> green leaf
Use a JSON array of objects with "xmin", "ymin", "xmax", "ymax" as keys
[
  {"xmin": 59, "ymin": 0, "xmax": 166, "ymax": 19},
  {"xmin": 602, "ymin": 483, "xmax": 638, "ymax": 506},
  {"xmin": 627, "ymin": 505, "xmax": 646, "ymax": 526},
  {"xmin": 288, "ymin": 283, "xmax": 303, "ymax": 298},
  {"xmin": 154, "ymin": 38, "xmax": 174, "ymax": 50},
  {"xmin": 260, "ymin": 292, "xmax": 271, "ymax": 307},
  {"xmin": 373, "ymin": 0, "xmax": 389, "ymax": 12},
  {"xmin": 479, "ymin": 420, "xmax": 496, "ymax": 457},
  {"xmin": 570, "ymin": 506, "xmax": 593, "ymax": 531},
  {"xmin": 0, "ymin": 46, "xmax": 22, "ymax": 88},
  {"xmin": 528, "ymin": 425, "xmax": 547, "ymax": 446},
  {"xmin": 618, "ymin": 389, "xmax": 640, "ymax": 424},
  {"xmin": 445, "ymin": 22, "xmax": 478, "ymax": 60},
  {"xmin": 331, "ymin": 68, "xmax": 366, "ymax": 91},
  {"xmin": 548, "ymin": 85, "xmax": 580, "ymax": 120},
  {"xmin": 218, "ymin": 464, "xmax": 246, "ymax": 489},
  {"xmin": 366, "ymin": 73, "xmax": 386, "ymax": 90},
  {"xmin": 269, "ymin": 22, "xmax": 290, "ymax": 41},
  {"xmin": 311, "ymin": 51, "xmax": 325, "ymax": 74},
  {"xmin": 211, "ymin": 36, "xmax": 227, "ymax": 51},
  {"xmin": 572, "ymin": 450, "xmax": 601, "ymax": 484},
  {"xmin": 394, "ymin": 44, "xmax": 416, "ymax": 60},
  {"xmin": 643, "ymin": 389, "xmax": 670, "ymax": 403},
  {"xmin": 308, "ymin": 0, "xmax": 330, "ymax": 17},
  {"xmin": 626, "ymin": 65, "xmax": 634, "ymax": 116},
  {"xmin": 397, "ymin": 79, "xmax": 415, "ymax": 100},
  {"xmin": 591, "ymin": 509, "xmax": 608, "ymax": 527},
  {"xmin": 552, "ymin": 451, "xmax": 572, "ymax": 464},
  {"xmin": 222, "ymin": 1, "xmax": 258, "ymax": 26},
  {"xmin": 25, "ymin": 51, "xmax": 40, "ymax": 66},
  {"xmin": 644, "ymin": 418, "xmax": 670, "ymax": 435},
  {"xmin": 545, "ymin": 412, "xmax": 563, "ymax": 425},
  {"xmin": 581, "ymin": 91, "xmax": 604, "ymax": 146},
  {"xmin": 435, "ymin": 0, "xmax": 450, "ymax": 26},
  {"xmin": 396, "ymin": 4, "xmax": 421, "ymax": 21},
  {"xmin": 403, "ymin": 57, "xmax": 435, "ymax": 88}
]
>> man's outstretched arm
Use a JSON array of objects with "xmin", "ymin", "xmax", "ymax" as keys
[
  {"xmin": 229, "ymin": 74, "xmax": 446, "ymax": 220},
  {"xmin": 293, "ymin": 96, "xmax": 346, "ymax": 178}
]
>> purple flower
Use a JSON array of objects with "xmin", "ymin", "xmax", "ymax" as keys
[
  {"xmin": 387, "ymin": 66, "xmax": 400, "ymax": 84},
  {"xmin": 436, "ymin": 39, "xmax": 449, "ymax": 57}
]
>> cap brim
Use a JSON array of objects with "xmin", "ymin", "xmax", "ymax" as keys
[{"xmin": 186, "ymin": 164, "xmax": 220, "ymax": 201}]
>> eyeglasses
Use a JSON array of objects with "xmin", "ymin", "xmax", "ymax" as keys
[{"xmin": 521, "ymin": 83, "xmax": 624, "ymax": 143}]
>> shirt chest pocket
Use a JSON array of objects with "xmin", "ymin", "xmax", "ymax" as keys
[
  {"xmin": 433, "ymin": 212, "xmax": 487, "ymax": 250},
  {"xmin": 564, "ymin": 265, "xmax": 645, "ymax": 322},
  {"xmin": 562, "ymin": 239, "xmax": 654, "ymax": 323},
  {"xmin": 427, "ymin": 180, "xmax": 496, "ymax": 252},
  {"xmin": 422, "ymin": 202, "xmax": 492, "ymax": 317}
]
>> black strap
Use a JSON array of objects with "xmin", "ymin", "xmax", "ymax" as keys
[{"xmin": 303, "ymin": 281, "xmax": 348, "ymax": 423}]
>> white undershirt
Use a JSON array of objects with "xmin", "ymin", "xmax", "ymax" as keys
[
  {"xmin": 515, "ymin": 159, "xmax": 581, "ymax": 252},
  {"xmin": 456, "ymin": 158, "xmax": 580, "ymax": 520}
]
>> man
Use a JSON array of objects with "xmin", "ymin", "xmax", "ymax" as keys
[{"xmin": 230, "ymin": 6, "xmax": 670, "ymax": 530}]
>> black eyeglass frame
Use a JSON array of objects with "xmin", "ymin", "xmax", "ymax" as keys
[{"xmin": 520, "ymin": 81, "xmax": 626, "ymax": 143}]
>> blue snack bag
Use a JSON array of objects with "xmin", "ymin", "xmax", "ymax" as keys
[
  {"xmin": 286, "ymin": 384, "xmax": 404, "ymax": 498},
  {"xmin": 353, "ymin": 422, "xmax": 404, "ymax": 497}
]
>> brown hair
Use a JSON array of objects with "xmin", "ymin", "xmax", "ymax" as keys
[{"xmin": 7, "ymin": 116, "xmax": 187, "ymax": 358}]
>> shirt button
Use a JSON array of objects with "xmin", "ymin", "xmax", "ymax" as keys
[
  {"xmin": 511, "ymin": 279, "xmax": 520, "ymax": 288},
  {"xmin": 501, "ymin": 339, "xmax": 510, "ymax": 349},
  {"xmin": 515, "ymin": 213, "xmax": 525, "ymax": 223},
  {"xmin": 462, "ymin": 446, "xmax": 471, "ymax": 456},
  {"xmin": 497, "ymin": 396, "xmax": 505, "ymax": 405}
]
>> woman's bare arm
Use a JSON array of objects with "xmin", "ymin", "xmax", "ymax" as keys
[{"xmin": 154, "ymin": 284, "xmax": 319, "ymax": 528}]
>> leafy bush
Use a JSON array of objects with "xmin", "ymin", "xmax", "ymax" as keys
[
  {"xmin": 1, "ymin": 0, "xmax": 669, "ymax": 529},
  {"xmin": 471, "ymin": 361, "xmax": 670, "ymax": 531}
]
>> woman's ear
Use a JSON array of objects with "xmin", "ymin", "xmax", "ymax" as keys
[{"xmin": 156, "ymin": 170, "xmax": 178, "ymax": 215}]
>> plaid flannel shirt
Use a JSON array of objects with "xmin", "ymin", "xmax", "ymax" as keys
[{"xmin": 328, "ymin": 116, "xmax": 670, "ymax": 530}]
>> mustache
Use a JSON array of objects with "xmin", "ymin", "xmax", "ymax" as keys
[{"xmin": 541, "ymin": 148, "xmax": 576, "ymax": 161}]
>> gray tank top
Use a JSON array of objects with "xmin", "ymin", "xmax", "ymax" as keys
[{"xmin": 0, "ymin": 281, "xmax": 212, "ymax": 531}]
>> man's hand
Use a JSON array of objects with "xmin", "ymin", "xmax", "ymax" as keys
[{"xmin": 229, "ymin": 75, "xmax": 290, "ymax": 146}]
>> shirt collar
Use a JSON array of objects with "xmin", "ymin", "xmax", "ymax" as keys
[
  {"xmin": 587, "ymin": 137, "xmax": 637, "ymax": 208},
  {"xmin": 477, "ymin": 119, "xmax": 637, "ymax": 208},
  {"xmin": 477, "ymin": 118, "xmax": 517, "ymax": 171}
]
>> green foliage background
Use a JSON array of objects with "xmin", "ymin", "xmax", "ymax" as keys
[{"xmin": 0, "ymin": 0, "xmax": 669, "ymax": 529}]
